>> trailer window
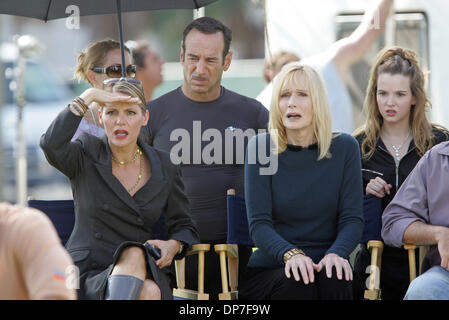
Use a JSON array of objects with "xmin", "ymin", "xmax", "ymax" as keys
[{"xmin": 335, "ymin": 12, "xmax": 429, "ymax": 128}]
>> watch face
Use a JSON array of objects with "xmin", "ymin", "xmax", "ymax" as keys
[{"xmin": 283, "ymin": 250, "xmax": 294, "ymax": 263}]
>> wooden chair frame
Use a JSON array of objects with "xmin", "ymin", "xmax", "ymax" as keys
[
  {"xmin": 173, "ymin": 244, "xmax": 211, "ymax": 300},
  {"xmin": 364, "ymin": 240, "xmax": 428, "ymax": 300},
  {"xmin": 214, "ymin": 188, "xmax": 253, "ymax": 300},
  {"xmin": 214, "ymin": 243, "xmax": 239, "ymax": 300}
]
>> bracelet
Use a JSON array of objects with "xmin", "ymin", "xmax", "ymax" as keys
[
  {"xmin": 72, "ymin": 100, "xmax": 86, "ymax": 114},
  {"xmin": 69, "ymin": 102, "xmax": 84, "ymax": 116},
  {"xmin": 73, "ymin": 96, "xmax": 88, "ymax": 114},
  {"xmin": 178, "ymin": 241, "xmax": 184, "ymax": 255},
  {"xmin": 75, "ymin": 96, "xmax": 88, "ymax": 111},
  {"xmin": 283, "ymin": 248, "xmax": 305, "ymax": 264}
]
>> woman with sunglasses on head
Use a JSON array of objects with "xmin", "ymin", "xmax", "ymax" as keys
[
  {"xmin": 72, "ymin": 39, "xmax": 137, "ymax": 140},
  {"xmin": 240, "ymin": 64, "xmax": 363, "ymax": 300},
  {"xmin": 40, "ymin": 80, "xmax": 199, "ymax": 300},
  {"xmin": 352, "ymin": 46, "xmax": 449, "ymax": 300}
]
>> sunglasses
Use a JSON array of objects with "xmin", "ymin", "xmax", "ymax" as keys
[{"xmin": 92, "ymin": 64, "xmax": 137, "ymax": 78}]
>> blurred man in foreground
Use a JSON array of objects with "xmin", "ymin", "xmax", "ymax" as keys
[{"xmin": 0, "ymin": 202, "xmax": 76, "ymax": 300}]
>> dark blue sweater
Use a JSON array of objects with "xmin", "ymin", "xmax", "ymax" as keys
[{"xmin": 244, "ymin": 133, "xmax": 364, "ymax": 269}]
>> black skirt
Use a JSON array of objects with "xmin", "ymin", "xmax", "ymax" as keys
[{"xmin": 77, "ymin": 241, "xmax": 175, "ymax": 300}]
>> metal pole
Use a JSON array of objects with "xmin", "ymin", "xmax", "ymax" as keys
[
  {"xmin": 193, "ymin": 7, "xmax": 205, "ymax": 19},
  {"xmin": 385, "ymin": 3, "xmax": 395, "ymax": 46},
  {"xmin": 15, "ymin": 55, "xmax": 27, "ymax": 206},
  {"xmin": 263, "ymin": 0, "xmax": 272, "ymax": 66},
  {"xmin": 116, "ymin": 0, "xmax": 127, "ymax": 78},
  {"xmin": 0, "ymin": 18, "xmax": 5, "ymax": 200}
]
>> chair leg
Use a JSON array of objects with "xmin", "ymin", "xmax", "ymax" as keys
[
  {"xmin": 214, "ymin": 244, "xmax": 238, "ymax": 300},
  {"xmin": 196, "ymin": 250, "xmax": 209, "ymax": 300},
  {"xmin": 404, "ymin": 244, "xmax": 417, "ymax": 282},
  {"xmin": 218, "ymin": 251, "xmax": 229, "ymax": 294},
  {"xmin": 418, "ymin": 245, "xmax": 429, "ymax": 276},
  {"xmin": 174, "ymin": 259, "xmax": 185, "ymax": 289},
  {"xmin": 173, "ymin": 244, "xmax": 210, "ymax": 300},
  {"xmin": 364, "ymin": 240, "xmax": 383, "ymax": 300},
  {"xmin": 227, "ymin": 244, "xmax": 238, "ymax": 292}
]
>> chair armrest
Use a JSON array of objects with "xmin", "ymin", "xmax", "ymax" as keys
[
  {"xmin": 173, "ymin": 243, "xmax": 210, "ymax": 300},
  {"xmin": 214, "ymin": 244, "xmax": 238, "ymax": 258},
  {"xmin": 185, "ymin": 244, "xmax": 211, "ymax": 256}
]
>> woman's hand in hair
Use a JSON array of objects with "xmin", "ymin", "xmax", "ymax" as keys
[{"xmin": 366, "ymin": 177, "xmax": 392, "ymax": 198}]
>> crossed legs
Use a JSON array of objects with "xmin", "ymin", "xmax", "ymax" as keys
[{"xmin": 106, "ymin": 246, "xmax": 161, "ymax": 300}]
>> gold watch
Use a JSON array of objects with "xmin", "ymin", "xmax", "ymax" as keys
[
  {"xmin": 283, "ymin": 248, "xmax": 305, "ymax": 263},
  {"xmin": 178, "ymin": 241, "xmax": 184, "ymax": 254}
]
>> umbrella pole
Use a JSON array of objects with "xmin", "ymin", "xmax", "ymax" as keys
[
  {"xmin": 15, "ymin": 55, "xmax": 28, "ymax": 206},
  {"xmin": 116, "ymin": 0, "xmax": 127, "ymax": 78},
  {"xmin": 193, "ymin": 7, "xmax": 205, "ymax": 19}
]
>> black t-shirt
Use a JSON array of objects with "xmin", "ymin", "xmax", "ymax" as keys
[{"xmin": 144, "ymin": 86, "xmax": 269, "ymax": 241}]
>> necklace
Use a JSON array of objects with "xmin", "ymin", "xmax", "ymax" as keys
[
  {"xmin": 389, "ymin": 131, "xmax": 411, "ymax": 162},
  {"xmin": 127, "ymin": 150, "xmax": 143, "ymax": 194},
  {"xmin": 112, "ymin": 147, "xmax": 141, "ymax": 165}
]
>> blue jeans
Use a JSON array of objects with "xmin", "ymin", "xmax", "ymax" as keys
[{"xmin": 404, "ymin": 266, "xmax": 449, "ymax": 300}]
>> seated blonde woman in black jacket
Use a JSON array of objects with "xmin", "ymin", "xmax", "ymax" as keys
[{"xmin": 41, "ymin": 80, "xmax": 199, "ymax": 300}]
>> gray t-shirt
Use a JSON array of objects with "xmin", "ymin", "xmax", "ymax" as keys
[{"xmin": 146, "ymin": 86, "xmax": 269, "ymax": 241}]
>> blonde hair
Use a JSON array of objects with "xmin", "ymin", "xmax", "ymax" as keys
[
  {"xmin": 105, "ymin": 80, "xmax": 147, "ymax": 112},
  {"xmin": 269, "ymin": 63, "xmax": 333, "ymax": 160},
  {"xmin": 354, "ymin": 46, "xmax": 446, "ymax": 159},
  {"xmin": 74, "ymin": 39, "xmax": 130, "ymax": 85}
]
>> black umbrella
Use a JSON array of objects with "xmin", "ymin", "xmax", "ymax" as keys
[
  {"xmin": 0, "ymin": 0, "xmax": 220, "ymax": 77},
  {"xmin": 0, "ymin": 0, "xmax": 219, "ymax": 204}
]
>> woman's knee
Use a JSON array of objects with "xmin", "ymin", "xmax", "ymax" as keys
[
  {"xmin": 316, "ymin": 269, "xmax": 353, "ymax": 299},
  {"xmin": 139, "ymin": 279, "xmax": 161, "ymax": 300},
  {"xmin": 271, "ymin": 273, "xmax": 317, "ymax": 300},
  {"xmin": 112, "ymin": 246, "xmax": 147, "ymax": 278},
  {"xmin": 120, "ymin": 246, "xmax": 146, "ymax": 266}
]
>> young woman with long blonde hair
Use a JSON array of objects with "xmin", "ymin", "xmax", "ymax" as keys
[{"xmin": 352, "ymin": 46, "xmax": 449, "ymax": 300}]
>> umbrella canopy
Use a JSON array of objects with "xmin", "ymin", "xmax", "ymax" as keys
[
  {"xmin": 0, "ymin": 0, "xmax": 219, "ymax": 21},
  {"xmin": 0, "ymin": 0, "xmax": 220, "ymax": 76},
  {"xmin": 0, "ymin": 0, "xmax": 219, "ymax": 204}
]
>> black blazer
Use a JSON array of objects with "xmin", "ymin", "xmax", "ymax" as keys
[{"xmin": 40, "ymin": 107, "xmax": 199, "ymax": 282}]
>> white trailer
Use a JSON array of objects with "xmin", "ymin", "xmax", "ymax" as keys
[{"xmin": 264, "ymin": 0, "xmax": 449, "ymax": 129}]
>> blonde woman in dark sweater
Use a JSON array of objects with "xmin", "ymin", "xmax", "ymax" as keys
[{"xmin": 240, "ymin": 64, "xmax": 364, "ymax": 300}]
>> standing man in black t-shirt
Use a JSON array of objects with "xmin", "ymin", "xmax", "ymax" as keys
[{"xmin": 146, "ymin": 17, "xmax": 269, "ymax": 299}]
